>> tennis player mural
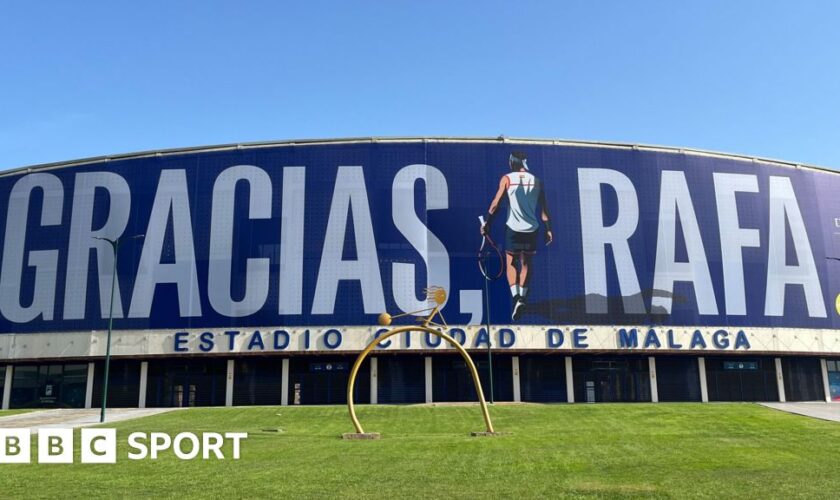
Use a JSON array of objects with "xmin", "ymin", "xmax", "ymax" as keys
[{"xmin": 481, "ymin": 152, "xmax": 554, "ymax": 321}]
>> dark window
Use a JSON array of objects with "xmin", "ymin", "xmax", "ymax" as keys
[
  {"xmin": 92, "ymin": 360, "xmax": 141, "ymax": 408},
  {"xmin": 519, "ymin": 355, "xmax": 566, "ymax": 402},
  {"xmin": 146, "ymin": 358, "xmax": 227, "ymax": 407},
  {"xmin": 432, "ymin": 354, "xmax": 513, "ymax": 403},
  {"xmin": 573, "ymin": 356, "xmax": 651, "ymax": 403},
  {"xmin": 656, "ymin": 357, "xmax": 701, "ymax": 402},
  {"xmin": 782, "ymin": 357, "xmax": 823, "ymax": 402},
  {"xmin": 377, "ymin": 355, "xmax": 425, "ymax": 404},
  {"xmin": 705, "ymin": 357, "xmax": 778, "ymax": 402},
  {"xmin": 233, "ymin": 357, "xmax": 284, "ymax": 406},
  {"xmin": 288, "ymin": 357, "xmax": 369, "ymax": 405},
  {"xmin": 10, "ymin": 363, "xmax": 88, "ymax": 409},
  {"xmin": 10, "ymin": 366, "xmax": 38, "ymax": 408}
]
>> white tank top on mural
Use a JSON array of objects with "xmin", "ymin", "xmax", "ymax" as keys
[{"xmin": 504, "ymin": 171, "xmax": 540, "ymax": 232}]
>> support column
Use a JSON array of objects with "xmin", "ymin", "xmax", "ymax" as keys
[
  {"xmin": 2, "ymin": 365, "xmax": 12, "ymax": 410},
  {"xmin": 648, "ymin": 357, "xmax": 659, "ymax": 403},
  {"xmin": 370, "ymin": 358, "xmax": 378, "ymax": 404},
  {"xmin": 424, "ymin": 356, "xmax": 433, "ymax": 403},
  {"xmin": 138, "ymin": 361, "xmax": 148, "ymax": 408},
  {"xmin": 84, "ymin": 362, "xmax": 95, "ymax": 409},
  {"xmin": 225, "ymin": 359, "xmax": 235, "ymax": 407},
  {"xmin": 775, "ymin": 357, "xmax": 786, "ymax": 402},
  {"xmin": 565, "ymin": 356, "xmax": 575, "ymax": 403},
  {"xmin": 281, "ymin": 358, "xmax": 290, "ymax": 406},
  {"xmin": 512, "ymin": 356, "xmax": 521, "ymax": 402},
  {"xmin": 820, "ymin": 359, "xmax": 832, "ymax": 403},
  {"xmin": 820, "ymin": 358, "xmax": 831, "ymax": 403},
  {"xmin": 698, "ymin": 357, "xmax": 709, "ymax": 402}
]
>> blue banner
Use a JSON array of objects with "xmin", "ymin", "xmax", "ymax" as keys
[{"xmin": 0, "ymin": 140, "xmax": 837, "ymax": 333}]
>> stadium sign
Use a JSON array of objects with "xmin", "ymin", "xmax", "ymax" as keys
[{"xmin": 167, "ymin": 326, "xmax": 753, "ymax": 353}]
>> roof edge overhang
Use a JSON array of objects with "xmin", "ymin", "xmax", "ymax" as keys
[{"xmin": 2, "ymin": 136, "xmax": 837, "ymax": 178}]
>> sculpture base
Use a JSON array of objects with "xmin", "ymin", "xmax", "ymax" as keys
[{"xmin": 342, "ymin": 432, "xmax": 381, "ymax": 440}]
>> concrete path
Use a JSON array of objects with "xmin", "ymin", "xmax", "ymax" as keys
[
  {"xmin": 0, "ymin": 408, "xmax": 183, "ymax": 433},
  {"xmin": 760, "ymin": 402, "xmax": 840, "ymax": 423}
]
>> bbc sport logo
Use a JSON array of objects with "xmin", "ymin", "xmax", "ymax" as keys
[{"xmin": 0, "ymin": 429, "xmax": 247, "ymax": 464}]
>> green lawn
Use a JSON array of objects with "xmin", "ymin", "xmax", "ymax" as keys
[
  {"xmin": 0, "ymin": 409, "xmax": 31, "ymax": 417},
  {"xmin": 2, "ymin": 403, "xmax": 839, "ymax": 498}
]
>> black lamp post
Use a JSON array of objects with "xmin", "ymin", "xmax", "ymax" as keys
[
  {"xmin": 829, "ymin": 257, "xmax": 840, "ymax": 318},
  {"xmin": 482, "ymin": 253, "xmax": 495, "ymax": 404},
  {"xmin": 95, "ymin": 234, "xmax": 144, "ymax": 423}
]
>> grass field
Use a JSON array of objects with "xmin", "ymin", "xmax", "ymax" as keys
[
  {"xmin": 2, "ymin": 403, "xmax": 839, "ymax": 498},
  {"xmin": 0, "ymin": 409, "xmax": 31, "ymax": 417}
]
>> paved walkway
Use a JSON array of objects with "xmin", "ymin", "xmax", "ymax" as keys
[
  {"xmin": 760, "ymin": 402, "xmax": 840, "ymax": 423},
  {"xmin": 0, "ymin": 408, "xmax": 182, "ymax": 433}
]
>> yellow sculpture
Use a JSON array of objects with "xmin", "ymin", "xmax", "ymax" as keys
[{"xmin": 345, "ymin": 287, "xmax": 495, "ymax": 438}]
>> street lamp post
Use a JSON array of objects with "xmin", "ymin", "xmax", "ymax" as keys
[
  {"xmin": 482, "ymin": 253, "xmax": 495, "ymax": 404},
  {"xmin": 829, "ymin": 257, "xmax": 840, "ymax": 318},
  {"xmin": 96, "ymin": 234, "xmax": 143, "ymax": 423}
]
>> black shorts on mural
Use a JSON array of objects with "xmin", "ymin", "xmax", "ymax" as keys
[{"xmin": 505, "ymin": 227, "xmax": 538, "ymax": 254}]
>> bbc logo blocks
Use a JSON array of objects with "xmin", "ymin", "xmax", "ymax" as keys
[
  {"xmin": 0, "ymin": 429, "xmax": 245, "ymax": 463},
  {"xmin": 0, "ymin": 429, "xmax": 29, "ymax": 464},
  {"xmin": 81, "ymin": 429, "xmax": 117, "ymax": 463},
  {"xmin": 0, "ymin": 428, "xmax": 116, "ymax": 464},
  {"xmin": 38, "ymin": 428, "xmax": 73, "ymax": 463}
]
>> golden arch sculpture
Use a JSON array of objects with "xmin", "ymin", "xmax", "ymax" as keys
[{"xmin": 345, "ymin": 287, "xmax": 495, "ymax": 437}]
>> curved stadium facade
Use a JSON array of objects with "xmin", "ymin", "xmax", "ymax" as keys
[{"xmin": 0, "ymin": 137, "xmax": 838, "ymax": 409}]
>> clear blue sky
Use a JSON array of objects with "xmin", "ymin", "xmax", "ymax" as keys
[{"xmin": 2, "ymin": 1, "xmax": 839, "ymax": 170}]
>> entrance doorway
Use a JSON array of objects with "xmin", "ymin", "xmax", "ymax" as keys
[
  {"xmin": 287, "ymin": 357, "xmax": 370, "ymax": 405},
  {"xmin": 145, "ymin": 359, "xmax": 226, "ymax": 407},
  {"xmin": 572, "ymin": 356, "xmax": 651, "ymax": 403}
]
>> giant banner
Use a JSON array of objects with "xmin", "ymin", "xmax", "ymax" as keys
[{"xmin": 0, "ymin": 140, "xmax": 838, "ymax": 335}]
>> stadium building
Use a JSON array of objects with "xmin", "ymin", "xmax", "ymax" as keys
[{"xmin": 0, "ymin": 138, "xmax": 838, "ymax": 409}]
